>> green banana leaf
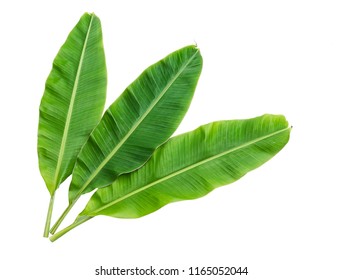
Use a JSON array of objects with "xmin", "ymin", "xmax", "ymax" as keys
[
  {"xmin": 38, "ymin": 13, "xmax": 106, "ymax": 235},
  {"xmin": 50, "ymin": 114, "xmax": 290, "ymax": 241},
  {"xmin": 51, "ymin": 45, "xmax": 202, "ymax": 233}
]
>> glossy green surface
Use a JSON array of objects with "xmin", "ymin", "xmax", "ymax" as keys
[
  {"xmin": 38, "ymin": 13, "xmax": 106, "ymax": 195},
  {"xmin": 80, "ymin": 114, "xmax": 290, "ymax": 219},
  {"xmin": 68, "ymin": 45, "xmax": 202, "ymax": 203}
]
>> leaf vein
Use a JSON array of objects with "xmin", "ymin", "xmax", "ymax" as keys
[
  {"xmin": 52, "ymin": 14, "xmax": 95, "ymax": 189},
  {"xmin": 89, "ymin": 126, "xmax": 290, "ymax": 215}
]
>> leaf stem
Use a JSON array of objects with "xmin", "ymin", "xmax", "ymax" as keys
[
  {"xmin": 49, "ymin": 216, "xmax": 93, "ymax": 242},
  {"xmin": 43, "ymin": 193, "xmax": 55, "ymax": 237},
  {"xmin": 50, "ymin": 200, "xmax": 76, "ymax": 234}
]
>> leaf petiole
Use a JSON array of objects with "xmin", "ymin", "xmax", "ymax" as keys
[
  {"xmin": 43, "ymin": 193, "xmax": 55, "ymax": 237},
  {"xmin": 49, "ymin": 216, "xmax": 92, "ymax": 242},
  {"xmin": 50, "ymin": 200, "xmax": 77, "ymax": 234}
]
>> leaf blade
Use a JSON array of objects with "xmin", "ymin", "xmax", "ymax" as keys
[
  {"xmin": 79, "ymin": 114, "xmax": 291, "ymax": 219},
  {"xmin": 68, "ymin": 45, "xmax": 202, "ymax": 202},
  {"xmin": 38, "ymin": 13, "xmax": 107, "ymax": 195}
]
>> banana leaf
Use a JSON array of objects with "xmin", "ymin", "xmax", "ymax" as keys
[
  {"xmin": 50, "ymin": 45, "xmax": 203, "ymax": 233},
  {"xmin": 38, "ymin": 13, "xmax": 106, "ymax": 236},
  {"xmin": 50, "ymin": 114, "xmax": 291, "ymax": 241}
]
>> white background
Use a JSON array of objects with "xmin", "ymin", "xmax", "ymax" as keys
[{"xmin": 0, "ymin": 0, "xmax": 341, "ymax": 279}]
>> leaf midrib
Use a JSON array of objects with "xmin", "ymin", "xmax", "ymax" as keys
[
  {"xmin": 88, "ymin": 126, "xmax": 290, "ymax": 215},
  {"xmin": 52, "ymin": 14, "xmax": 95, "ymax": 190},
  {"xmin": 74, "ymin": 49, "xmax": 200, "ymax": 200}
]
